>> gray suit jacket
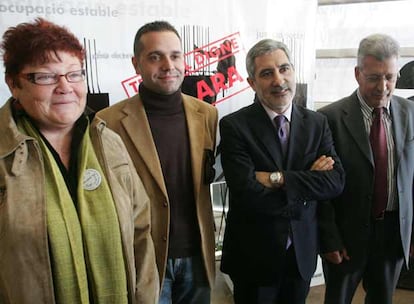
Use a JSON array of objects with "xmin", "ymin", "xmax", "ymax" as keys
[{"xmin": 318, "ymin": 90, "xmax": 414, "ymax": 269}]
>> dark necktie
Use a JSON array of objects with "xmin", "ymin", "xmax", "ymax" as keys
[
  {"xmin": 274, "ymin": 115, "xmax": 288, "ymax": 158},
  {"xmin": 370, "ymin": 107, "xmax": 388, "ymax": 218}
]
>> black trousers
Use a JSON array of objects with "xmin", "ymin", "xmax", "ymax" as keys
[
  {"xmin": 231, "ymin": 246, "xmax": 311, "ymax": 304},
  {"xmin": 323, "ymin": 211, "xmax": 405, "ymax": 304}
]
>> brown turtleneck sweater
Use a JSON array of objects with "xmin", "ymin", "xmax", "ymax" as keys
[{"xmin": 140, "ymin": 83, "xmax": 201, "ymax": 258}]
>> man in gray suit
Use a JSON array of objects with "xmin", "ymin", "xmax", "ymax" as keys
[{"xmin": 318, "ymin": 33, "xmax": 414, "ymax": 304}]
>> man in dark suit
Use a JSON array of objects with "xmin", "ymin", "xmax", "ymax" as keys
[
  {"xmin": 219, "ymin": 38, "xmax": 345, "ymax": 304},
  {"xmin": 318, "ymin": 33, "xmax": 414, "ymax": 304}
]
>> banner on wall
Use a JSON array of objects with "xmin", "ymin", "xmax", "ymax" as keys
[{"xmin": 0, "ymin": 0, "xmax": 316, "ymax": 113}]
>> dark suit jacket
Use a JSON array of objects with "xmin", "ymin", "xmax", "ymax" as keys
[
  {"xmin": 219, "ymin": 101, "xmax": 345, "ymax": 284},
  {"xmin": 318, "ymin": 91, "xmax": 414, "ymax": 270}
]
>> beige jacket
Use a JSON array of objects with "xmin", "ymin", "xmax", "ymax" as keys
[
  {"xmin": 0, "ymin": 99, "xmax": 159, "ymax": 304},
  {"xmin": 97, "ymin": 94, "xmax": 218, "ymax": 288}
]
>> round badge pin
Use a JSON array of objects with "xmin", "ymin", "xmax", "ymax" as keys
[{"xmin": 83, "ymin": 168, "xmax": 102, "ymax": 190}]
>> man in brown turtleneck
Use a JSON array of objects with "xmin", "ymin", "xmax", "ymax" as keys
[{"xmin": 97, "ymin": 21, "xmax": 218, "ymax": 304}]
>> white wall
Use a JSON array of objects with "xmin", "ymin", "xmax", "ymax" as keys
[{"xmin": 314, "ymin": 0, "xmax": 414, "ymax": 109}]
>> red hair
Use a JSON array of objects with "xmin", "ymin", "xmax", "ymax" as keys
[{"xmin": 1, "ymin": 18, "xmax": 84, "ymax": 81}]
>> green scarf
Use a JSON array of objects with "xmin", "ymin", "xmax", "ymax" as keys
[{"xmin": 18, "ymin": 117, "xmax": 128, "ymax": 304}]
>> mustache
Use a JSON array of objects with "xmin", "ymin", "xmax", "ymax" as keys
[
  {"xmin": 373, "ymin": 91, "xmax": 390, "ymax": 97},
  {"xmin": 270, "ymin": 84, "xmax": 290, "ymax": 93}
]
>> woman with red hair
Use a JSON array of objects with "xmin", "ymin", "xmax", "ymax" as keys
[{"xmin": 0, "ymin": 18, "xmax": 158, "ymax": 304}]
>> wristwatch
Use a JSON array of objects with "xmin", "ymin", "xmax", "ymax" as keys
[{"xmin": 269, "ymin": 171, "xmax": 283, "ymax": 187}]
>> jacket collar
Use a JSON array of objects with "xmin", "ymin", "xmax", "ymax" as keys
[
  {"xmin": 341, "ymin": 91, "xmax": 375, "ymax": 164},
  {"xmin": 118, "ymin": 93, "xmax": 206, "ymax": 200},
  {"xmin": 0, "ymin": 98, "xmax": 32, "ymax": 158},
  {"xmin": 247, "ymin": 102, "xmax": 305, "ymax": 169}
]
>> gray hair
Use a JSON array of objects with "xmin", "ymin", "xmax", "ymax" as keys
[
  {"xmin": 246, "ymin": 39, "xmax": 293, "ymax": 79},
  {"xmin": 357, "ymin": 33, "xmax": 400, "ymax": 67}
]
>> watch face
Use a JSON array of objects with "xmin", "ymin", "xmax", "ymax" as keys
[{"xmin": 270, "ymin": 172, "xmax": 278, "ymax": 183}]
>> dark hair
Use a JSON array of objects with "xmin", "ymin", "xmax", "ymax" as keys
[
  {"xmin": 1, "ymin": 18, "xmax": 84, "ymax": 82},
  {"xmin": 133, "ymin": 20, "xmax": 181, "ymax": 57}
]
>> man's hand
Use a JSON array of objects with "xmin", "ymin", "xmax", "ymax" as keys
[
  {"xmin": 255, "ymin": 155, "xmax": 333, "ymax": 189},
  {"xmin": 311, "ymin": 155, "xmax": 334, "ymax": 171},
  {"xmin": 255, "ymin": 171, "xmax": 274, "ymax": 188},
  {"xmin": 322, "ymin": 249, "xmax": 350, "ymax": 264}
]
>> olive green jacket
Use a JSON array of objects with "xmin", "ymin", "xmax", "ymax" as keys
[{"xmin": 0, "ymin": 99, "xmax": 159, "ymax": 304}]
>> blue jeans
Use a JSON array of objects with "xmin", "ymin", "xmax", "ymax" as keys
[{"xmin": 159, "ymin": 255, "xmax": 210, "ymax": 304}]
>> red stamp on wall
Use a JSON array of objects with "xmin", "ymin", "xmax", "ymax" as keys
[{"xmin": 121, "ymin": 32, "xmax": 249, "ymax": 105}]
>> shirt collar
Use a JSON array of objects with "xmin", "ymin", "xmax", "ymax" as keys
[
  {"xmin": 356, "ymin": 88, "xmax": 391, "ymax": 115},
  {"xmin": 261, "ymin": 101, "xmax": 293, "ymax": 123}
]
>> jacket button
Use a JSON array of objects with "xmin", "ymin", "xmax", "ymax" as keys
[
  {"xmin": 163, "ymin": 202, "xmax": 168, "ymax": 207},
  {"xmin": 163, "ymin": 236, "xmax": 167, "ymax": 241}
]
